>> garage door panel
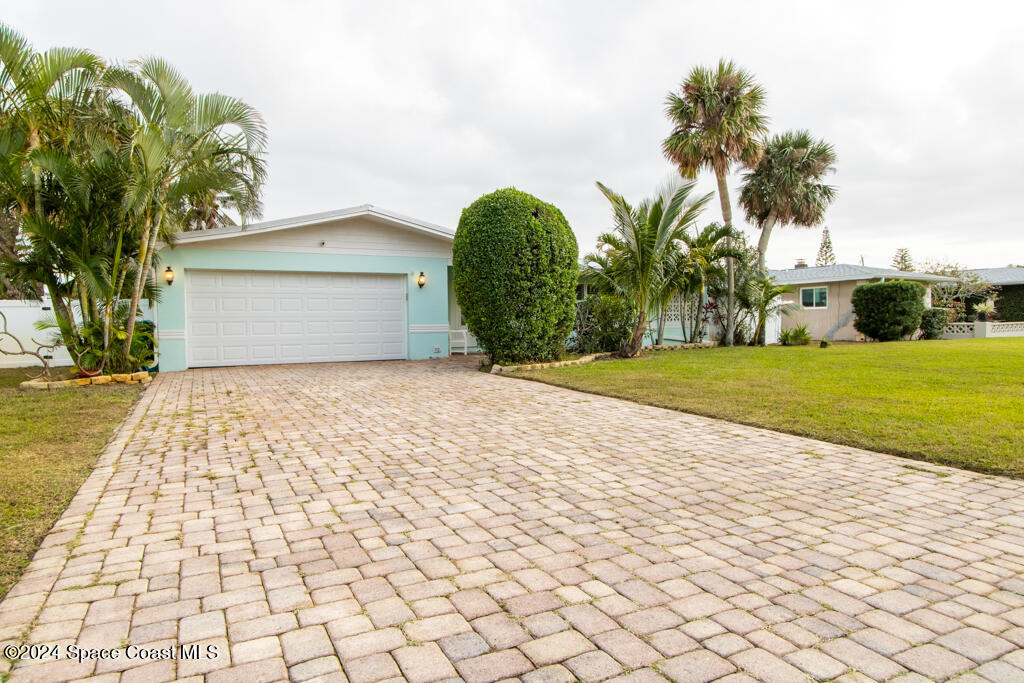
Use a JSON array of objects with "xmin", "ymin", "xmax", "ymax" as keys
[
  {"xmin": 186, "ymin": 270, "xmax": 407, "ymax": 367},
  {"xmin": 251, "ymin": 297, "xmax": 275, "ymax": 312},
  {"xmin": 307, "ymin": 321, "xmax": 330, "ymax": 335},
  {"xmin": 279, "ymin": 297, "xmax": 302, "ymax": 312},
  {"xmin": 251, "ymin": 321, "xmax": 275, "ymax": 335}
]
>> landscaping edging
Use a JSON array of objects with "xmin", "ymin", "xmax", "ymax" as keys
[
  {"xmin": 491, "ymin": 353, "xmax": 613, "ymax": 374},
  {"xmin": 647, "ymin": 341, "xmax": 716, "ymax": 351},
  {"xmin": 19, "ymin": 371, "xmax": 152, "ymax": 391},
  {"xmin": 491, "ymin": 341, "xmax": 716, "ymax": 374}
]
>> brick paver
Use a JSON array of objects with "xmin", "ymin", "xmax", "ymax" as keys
[{"xmin": 1, "ymin": 356, "xmax": 1023, "ymax": 680}]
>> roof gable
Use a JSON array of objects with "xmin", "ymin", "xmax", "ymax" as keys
[{"xmin": 172, "ymin": 204, "xmax": 454, "ymax": 245}]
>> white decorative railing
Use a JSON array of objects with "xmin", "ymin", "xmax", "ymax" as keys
[
  {"xmin": 990, "ymin": 321, "xmax": 1024, "ymax": 337},
  {"xmin": 942, "ymin": 322, "xmax": 975, "ymax": 339},
  {"xmin": 941, "ymin": 320, "xmax": 1024, "ymax": 340}
]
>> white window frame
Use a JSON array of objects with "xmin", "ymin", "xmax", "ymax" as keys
[{"xmin": 800, "ymin": 286, "xmax": 828, "ymax": 310}]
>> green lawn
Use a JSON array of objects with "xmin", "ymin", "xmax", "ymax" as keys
[
  {"xmin": 520, "ymin": 339, "xmax": 1024, "ymax": 478},
  {"xmin": 0, "ymin": 367, "xmax": 141, "ymax": 599}
]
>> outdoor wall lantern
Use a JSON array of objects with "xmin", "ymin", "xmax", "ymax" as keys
[
  {"xmin": 164, "ymin": 266, "xmax": 175, "ymax": 286},
  {"xmin": 417, "ymin": 272, "xmax": 427, "ymax": 288}
]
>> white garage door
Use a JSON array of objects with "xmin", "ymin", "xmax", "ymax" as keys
[{"xmin": 186, "ymin": 270, "xmax": 407, "ymax": 368}]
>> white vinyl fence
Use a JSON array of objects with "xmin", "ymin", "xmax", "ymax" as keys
[
  {"xmin": 0, "ymin": 299, "xmax": 72, "ymax": 368},
  {"xmin": 0, "ymin": 297, "xmax": 154, "ymax": 369}
]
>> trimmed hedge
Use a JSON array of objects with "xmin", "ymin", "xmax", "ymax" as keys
[
  {"xmin": 919, "ymin": 308, "xmax": 950, "ymax": 340},
  {"xmin": 997, "ymin": 285, "xmax": 1024, "ymax": 322},
  {"xmin": 453, "ymin": 188, "xmax": 578, "ymax": 365},
  {"xmin": 852, "ymin": 280, "xmax": 926, "ymax": 341}
]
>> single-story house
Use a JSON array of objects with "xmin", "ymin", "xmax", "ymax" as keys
[
  {"xmin": 970, "ymin": 266, "xmax": 1024, "ymax": 322},
  {"xmin": 768, "ymin": 262, "xmax": 953, "ymax": 341},
  {"xmin": 155, "ymin": 205, "xmax": 475, "ymax": 372}
]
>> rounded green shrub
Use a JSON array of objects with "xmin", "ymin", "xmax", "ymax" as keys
[
  {"xmin": 919, "ymin": 307, "xmax": 950, "ymax": 340},
  {"xmin": 453, "ymin": 188, "xmax": 578, "ymax": 365},
  {"xmin": 852, "ymin": 280, "xmax": 926, "ymax": 341}
]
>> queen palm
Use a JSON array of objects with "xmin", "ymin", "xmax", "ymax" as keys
[
  {"xmin": 583, "ymin": 177, "xmax": 710, "ymax": 357},
  {"xmin": 739, "ymin": 130, "xmax": 837, "ymax": 270},
  {"xmin": 663, "ymin": 59, "xmax": 768, "ymax": 346},
  {"xmin": 104, "ymin": 58, "xmax": 268, "ymax": 354}
]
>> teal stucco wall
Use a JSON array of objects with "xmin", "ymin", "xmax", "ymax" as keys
[{"xmin": 156, "ymin": 247, "xmax": 450, "ymax": 371}]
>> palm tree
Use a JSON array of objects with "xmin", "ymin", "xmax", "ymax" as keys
[
  {"xmin": 582, "ymin": 177, "xmax": 710, "ymax": 357},
  {"xmin": 104, "ymin": 58, "xmax": 268, "ymax": 354},
  {"xmin": 739, "ymin": 130, "xmax": 837, "ymax": 270},
  {"xmin": 740, "ymin": 276, "xmax": 793, "ymax": 346},
  {"xmin": 675, "ymin": 223, "xmax": 743, "ymax": 343},
  {"xmin": 0, "ymin": 22, "xmax": 106, "ymax": 336},
  {"xmin": 663, "ymin": 59, "xmax": 768, "ymax": 346}
]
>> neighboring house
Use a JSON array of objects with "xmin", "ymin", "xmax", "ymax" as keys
[
  {"xmin": 768, "ymin": 262, "xmax": 953, "ymax": 341},
  {"xmin": 970, "ymin": 267, "xmax": 1024, "ymax": 321},
  {"xmin": 155, "ymin": 205, "xmax": 475, "ymax": 372}
]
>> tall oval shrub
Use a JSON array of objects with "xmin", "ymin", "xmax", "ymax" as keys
[
  {"xmin": 852, "ymin": 280, "xmax": 926, "ymax": 341},
  {"xmin": 453, "ymin": 188, "xmax": 578, "ymax": 365}
]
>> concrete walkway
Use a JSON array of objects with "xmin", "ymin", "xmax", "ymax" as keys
[{"xmin": 1, "ymin": 357, "xmax": 1022, "ymax": 682}]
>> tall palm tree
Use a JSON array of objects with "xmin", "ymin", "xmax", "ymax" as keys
[
  {"xmin": 663, "ymin": 59, "xmax": 768, "ymax": 346},
  {"xmin": 739, "ymin": 130, "xmax": 837, "ymax": 270},
  {"xmin": 582, "ymin": 177, "xmax": 710, "ymax": 357},
  {"xmin": 104, "ymin": 58, "xmax": 268, "ymax": 354}
]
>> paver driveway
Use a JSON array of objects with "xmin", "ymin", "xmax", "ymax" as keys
[{"xmin": 2, "ymin": 357, "xmax": 1023, "ymax": 682}]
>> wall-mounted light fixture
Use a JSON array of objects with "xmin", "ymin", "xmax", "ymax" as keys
[
  {"xmin": 164, "ymin": 266, "xmax": 175, "ymax": 286},
  {"xmin": 417, "ymin": 272, "xmax": 427, "ymax": 288}
]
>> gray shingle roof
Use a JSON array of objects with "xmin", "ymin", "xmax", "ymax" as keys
[
  {"xmin": 767, "ymin": 264, "xmax": 954, "ymax": 285},
  {"xmin": 968, "ymin": 267, "xmax": 1024, "ymax": 286}
]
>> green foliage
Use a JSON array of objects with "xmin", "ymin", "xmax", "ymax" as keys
[
  {"xmin": 852, "ymin": 280, "xmax": 926, "ymax": 341},
  {"xmin": 996, "ymin": 285, "xmax": 1024, "ymax": 322},
  {"xmin": 453, "ymin": 188, "xmax": 578, "ymax": 365},
  {"xmin": 779, "ymin": 324, "xmax": 811, "ymax": 346},
  {"xmin": 919, "ymin": 308, "xmax": 950, "ymax": 340},
  {"xmin": 571, "ymin": 294, "xmax": 634, "ymax": 354}
]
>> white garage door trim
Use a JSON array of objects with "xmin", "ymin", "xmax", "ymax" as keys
[{"xmin": 185, "ymin": 269, "xmax": 407, "ymax": 368}]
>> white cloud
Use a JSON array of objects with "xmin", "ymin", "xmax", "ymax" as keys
[{"xmin": 6, "ymin": 0, "xmax": 1023, "ymax": 268}]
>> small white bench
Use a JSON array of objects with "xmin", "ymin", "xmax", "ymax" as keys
[{"xmin": 449, "ymin": 329, "xmax": 472, "ymax": 355}]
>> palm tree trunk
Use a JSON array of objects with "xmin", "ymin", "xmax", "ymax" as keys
[
  {"xmin": 123, "ymin": 213, "xmax": 155, "ymax": 357},
  {"xmin": 715, "ymin": 170, "xmax": 735, "ymax": 346},
  {"xmin": 656, "ymin": 308, "xmax": 665, "ymax": 345},
  {"xmin": 756, "ymin": 212, "xmax": 778, "ymax": 271},
  {"xmin": 621, "ymin": 307, "xmax": 648, "ymax": 357},
  {"xmin": 695, "ymin": 289, "xmax": 706, "ymax": 341}
]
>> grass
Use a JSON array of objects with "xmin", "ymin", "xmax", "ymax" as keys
[
  {"xmin": 0, "ymin": 367, "xmax": 141, "ymax": 599},
  {"xmin": 519, "ymin": 338, "xmax": 1024, "ymax": 478}
]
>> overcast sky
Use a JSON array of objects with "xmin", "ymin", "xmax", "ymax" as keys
[{"xmin": 6, "ymin": 1, "xmax": 1023, "ymax": 270}]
